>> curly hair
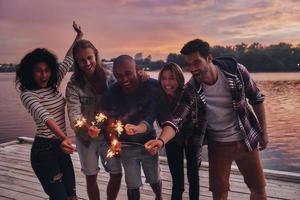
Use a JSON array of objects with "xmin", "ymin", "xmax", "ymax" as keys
[
  {"xmin": 16, "ymin": 48, "xmax": 59, "ymax": 91},
  {"xmin": 158, "ymin": 62, "xmax": 185, "ymax": 92},
  {"xmin": 72, "ymin": 39, "xmax": 107, "ymax": 89},
  {"xmin": 180, "ymin": 38, "xmax": 211, "ymax": 59}
]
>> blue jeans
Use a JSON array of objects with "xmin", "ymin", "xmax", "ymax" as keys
[
  {"xmin": 121, "ymin": 146, "xmax": 161, "ymax": 189},
  {"xmin": 31, "ymin": 137, "xmax": 76, "ymax": 200}
]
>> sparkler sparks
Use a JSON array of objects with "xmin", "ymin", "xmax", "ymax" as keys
[
  {"xmin": 74, "ymin": 117, "xmax": 87, "ymax": 128},
  {"xmin": 75, "ymin": 114, "xmax": 126, "ymax": 161},
  {"xmin": 106, "ymin": 139, "xmax": 120, "ymax": 158},
  {"xmin": 113, "ymin": 120, "xmax": 124, "ymax": 136},
  {"xmin": 95, "ymin": 113, "xmax": 107, "ymax": 124}
]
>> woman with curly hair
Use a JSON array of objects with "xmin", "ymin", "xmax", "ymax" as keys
[{"xmin": 15, "ymin": 22, "xmax": 83, "ymax": 200}]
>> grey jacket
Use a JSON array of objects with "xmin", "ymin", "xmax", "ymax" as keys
[{"xmin": 66, "ymin": 70, "xmax": 115, "ymax": 146}]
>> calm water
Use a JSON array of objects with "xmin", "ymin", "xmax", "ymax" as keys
[{"xmin": 1, "ymin": 72, "xmax": 300, "ymax": 173}]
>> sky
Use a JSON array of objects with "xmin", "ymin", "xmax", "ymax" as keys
[{"xmin": 0, "ymin": 0, "xmax": 299, "ymax": 63}]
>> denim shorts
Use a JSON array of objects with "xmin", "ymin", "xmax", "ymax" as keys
[
  {"xmin": 76, "ymin": 137, "xmax": 122, "ymax": 175},
  {"xmin": 121, "ymin": 145, "xmax": 161, "ymax": 189}
]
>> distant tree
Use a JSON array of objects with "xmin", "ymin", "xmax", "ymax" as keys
[
  {"xmin": 166, "ymin": 53, "xmax": 185, "ymax": 68},
  {"xmin": 134, "ymin": 53, "xmax": 143, "ymax": 61}
]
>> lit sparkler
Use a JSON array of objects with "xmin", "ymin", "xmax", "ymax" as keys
[
  {"xmin": 74, "ymin": 117, "xmax": 87, "ymax": 128},
  {"xmin": 95, "ymin": 113, "xmax": 107, "ymax": 124},
  {"xmin": 113, "ymin": 120, "xmax": 124, "ymax": 137},
  {"xmin": 105, "ymin": 120, "xmax": 124, "ymax": 160},
  {"xmin": 106, "ymin": 139, "xmax": 119, "ymax": 158}
]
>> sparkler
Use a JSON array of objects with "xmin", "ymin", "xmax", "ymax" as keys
[
  {"xmin": 74, "ymin": 117, "xmax": 87, "ymax": 128},
  {"xmin": 75, "ymin": 114, "xmax": 140, "ymax": 161},
  {"xmin": 105, "ymin": 120, "xmax": 124, "ymax": 159},
  {"xmin": 106, "ymin": 139, "xmax": 120, "ymax": 158},
  {"xmin": 95, "ymin": 113, "xmax": 107, "ymax": 124},
  {"xmin": 113, "ymin": 120, "xmax": 124, "ymax": 136}
]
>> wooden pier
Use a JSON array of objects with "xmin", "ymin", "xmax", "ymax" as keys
[{"xmin": 0, "ymin": 137, "xmax": 299, "ymax": 200}]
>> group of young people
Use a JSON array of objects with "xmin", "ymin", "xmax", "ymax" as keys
[{"xmin": 16, "ymin": 22, "xmax": 268, "ymax": 200}]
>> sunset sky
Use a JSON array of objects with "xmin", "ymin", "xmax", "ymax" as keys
[{"xmin": 0, "ymin": 0, "xmax": 299, "ymax": 63}]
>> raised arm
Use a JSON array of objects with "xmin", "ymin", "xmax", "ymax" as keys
[{"xmin": 65, "ymin": 21, "xmax": 83, "ymax": 57}]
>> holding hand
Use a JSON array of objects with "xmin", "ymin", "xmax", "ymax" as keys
[
  {"xmin": 124, "ymin": 124, "xmax": 139, "ymax": 135},
  {"xmin": 125, "ymin": 122, "xmax": 148, "ymax": 135},
  {"xmin": 60, "ymin": 137, "xmax": 76, "ymax": 154},
  {"xmin": 144, "ymin": 139, "xmax": 164, "ymax": 155},
  {"xmin": 88, "ymin": 126, "xmax": 101, "ymax": 138}
]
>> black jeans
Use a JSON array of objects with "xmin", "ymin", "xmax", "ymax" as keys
[
  {"xmin": 165, "ymin": 136, "xmax": 202, "ymax": 200},
  {"xmin": 31, "ymin": 137, "xmax": 76, "ymax": 200}
]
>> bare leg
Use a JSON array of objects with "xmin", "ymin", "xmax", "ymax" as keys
[
  {"xmin": 212, "ymin": 192, "xmax": 228, "ymax": 200},
  {"xmin": 150, "ymin": 181, "xmax": 163, "ymax": 200},
  {"xmin": 107, "ymin": 173, "xmax": 122, "ymax": 200},
  {"xmin": 127, "ymin": 188, "xmax": 140, "ymax": 200},
  {"xmin": 86, "ymin": 175, "xmax": 100, "ymax": 200}
]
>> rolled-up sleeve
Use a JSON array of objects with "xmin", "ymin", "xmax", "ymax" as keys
[
  {"xmin": 162, "ymin": 89, "xmax": 193, "ymax": 133},
  {"xmin": 65, "ymin": 82, "xmax": 83, "ymax": 129},
  {"xmin": 239, "ymin": 64, "xmax": 265, "ymax": 105}
]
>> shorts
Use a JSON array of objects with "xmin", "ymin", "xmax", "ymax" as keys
[
  {"xmin": 121, "ymin": 146, "xmax": 161, "ymax": 189},
  {"xmin": 76, "ymin": 137, "xmax": 122, "ymax": 176}
]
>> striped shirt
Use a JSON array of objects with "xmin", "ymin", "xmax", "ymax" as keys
[{"xmin": 20, "ymin": 56, "xmax": 73, "ymax": 138}]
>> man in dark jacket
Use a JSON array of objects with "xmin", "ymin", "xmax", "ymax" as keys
[
  {"xmin": 101, "ymin": 55, "xmax": 162, "ymax": 200},
  {"xmin": 145, "ymin": 39, "xmax": 268, "ymax": 200}
]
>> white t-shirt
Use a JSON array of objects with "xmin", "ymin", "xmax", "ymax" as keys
[{"xmin": 203, "ymin": 65, "xmax": 243, "ymax": 142}]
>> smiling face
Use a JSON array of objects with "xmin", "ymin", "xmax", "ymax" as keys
[
  {"xmin": 113, "ymin": 59, "xmax": 139, "ymax": 94},
  {"xmin": 75, "ymin": 47, "xmax": 97, "ymax": 77},
  {"xmin": 33, "ymin": 62, "xmax": 51, "ymax": 89},
  {"xmin": 184, "ymin": 52, "xmax": 212, "ymax": 82},
  {"xmin": 160, "ymin": 69, "xmax": 179, "ymax": 97}
]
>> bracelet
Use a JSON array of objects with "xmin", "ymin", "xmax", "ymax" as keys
[{"xmin": 158, "ymin": 138, "xmax": 165, "ymax": 148}]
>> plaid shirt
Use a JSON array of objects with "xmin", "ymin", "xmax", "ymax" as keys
[{"xmin": 163, "ymin": 57, "xmax": 265, "ymax": 151}]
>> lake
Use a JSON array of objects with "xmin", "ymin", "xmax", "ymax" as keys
[{"xmin": 0, "ymin": 72, "xmax": 300, "ymax": 173}]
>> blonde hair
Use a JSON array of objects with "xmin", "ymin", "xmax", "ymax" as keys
[{"xmin": 71, "ymin": 39, "xmax": 107, "ymax": 88}]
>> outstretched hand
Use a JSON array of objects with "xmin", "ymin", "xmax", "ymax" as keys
[
  {"xmin": 60, "ymin": 137, "xmax": 75, "ymax": 154},
  {"xmin": 124, "ymin": 124, "xmax": 139, "ymax": 135},
  {"xmin": 73, "ymin": 21, "xmax": 83, "ymax": 38},
  {"xmin": 88, "ymin": 126, "xmax": 101, "ymax": 138},
  {"xmin": 144, "ymin": 139, "xmax": 163, "ymax": 155}
]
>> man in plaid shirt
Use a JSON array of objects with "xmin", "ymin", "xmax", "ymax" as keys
[{"xmin": 145, "ymin": 39, "xmax": 268, "ymax": 200}]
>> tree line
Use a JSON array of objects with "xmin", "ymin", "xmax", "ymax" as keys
[
  {"xmin": 1, "ymin": 42, "xmax": 299, "ymax": 72},
  {"xmin": 136, "ymin": 42, "xmax": 300, "ymax": 72}
]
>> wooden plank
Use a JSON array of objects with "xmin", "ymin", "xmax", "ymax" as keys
[{"xmin": 0, "ymin": 141, "xmax": 300, "ymax": 200}]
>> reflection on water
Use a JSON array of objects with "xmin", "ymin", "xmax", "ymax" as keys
[
  {"xmin": 258, "ymin": 80, "xmax": 300, "ymax": 172},
  {"xmin": 0, "ymin": 72, "xmax": 300, "ymax": 173}
]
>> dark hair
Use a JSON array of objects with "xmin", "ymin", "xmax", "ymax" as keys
[
  {"xmin": 113, "ymin": 55, "xmax": 135, "ymax": 69},
  {"xmin": 16, "ymin": 48, "xmax": 59, "ymax": 91},
  {"xmin": 72, "ymin": 39, "xmax": 106, "ymax": 88},
  {"xmin": 158, "ymin": 62, "xmax": 185, "ymax": 92},
  {"xmin": 180, "ymin": 39, "xmax": 211, "ymax": 59}
]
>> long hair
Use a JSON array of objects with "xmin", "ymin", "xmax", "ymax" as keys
[
  {"xmin": 71, "ymin": 39, "xmax": 107, "ymax": 88},
  {"xmin": 158, "ymin": 62, "xmax": 185, "ymax": 93},
  {"xmin": 16, "ymin": 48, "xmax": 59, "ymax": 91}
]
